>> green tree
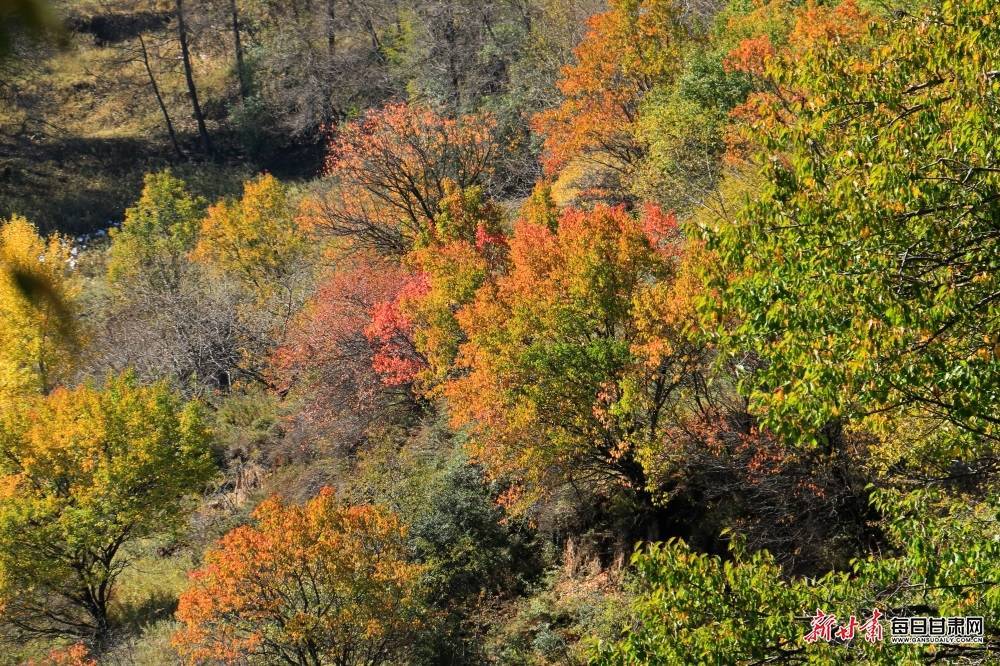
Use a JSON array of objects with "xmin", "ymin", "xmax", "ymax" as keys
[
  {"xmin": 350, "ymin": 430, "xmax": 542, "ymax": 662},
  {"xmin": 107, "ymin": 170, "xmax": 206, "ymax": 292},
  {"xmin": 591, "ymin": 487, "xmax": 1000, "ymax": 663},
  {"xmin": 707, "ymin": 0, "xmax": 1000, "ymax": 453},
  {"xmin": 633, "ymin": 43, "xmax": 751, "ymax": 210}
]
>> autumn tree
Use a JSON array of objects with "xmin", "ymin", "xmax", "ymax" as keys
[
  {"xmin": 707, "ymin": 0, "xmax": 1000, "ymax": 457},
  {"xmin": 0, "ymin": 215, "xmax": 78, "ymax": 399},
  {"xmin": 530, "ymin": 0, "xmax": 694, "ymax": 195},
  {"xmin": 365, "ymin": 180, "xmax": 508, "ymax": 394},
  {"xmin": 305, "ymin": 103, "xmax": 499, "ymax": 255},
  {"xmin": 272, "ymin": 250, "xmax": 419, "ymax": 445},
  {"xmin": 275, "ymin": 181, "xmax": 506, "ymax": 443},
  {"xmin": 193, "ymin": 173, "xmax": 311, "ymax": 309},
  {"xmin": 718, "ymin": 0, "xmax": 869, "ymax": 164},
  {"xmin": 107, "ymin": 170, "xmax": 205, "ymax": 292},
  {"xmin": 174, "ymin": 487, "xmax": 425, "ymax": 666},
  {"xmin": 446, "ymin": 203, "xmax": 705, "ymax": 512},
  {"xmin": 0, "ymin": 374, "xmax": 215, "ymax": 648},
  {"xmin": 97, "ymin": 172, "xmax": 272, "ymax": 393}
]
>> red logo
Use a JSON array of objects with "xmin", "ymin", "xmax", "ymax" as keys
[{"xmin": 805, "ymin": 609, "xmax": 884, "ymax": 644}]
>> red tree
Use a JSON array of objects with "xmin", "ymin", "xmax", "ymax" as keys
[
  {"xmin": 272, "ymin": 251, "xmax": 419, "ymax": 444},
  {"xmin": 304, "ymin": 103, "xmax": 499, "ymax": 255}
]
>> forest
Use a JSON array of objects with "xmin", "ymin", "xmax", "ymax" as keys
[{"xmin": 0, "ymin": 0, "xmax": 998, "ymax": 663}]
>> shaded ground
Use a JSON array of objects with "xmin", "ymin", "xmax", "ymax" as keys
[
  {"xmin": 0, "ymin": 2, "xmax": 327, "ymax": 235},
  {"xmin": 0, "ymin": 131, "xmax": 256, "ymax": 234}
]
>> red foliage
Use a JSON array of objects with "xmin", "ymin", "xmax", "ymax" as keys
[
  {"xmin": 308, "ymin": 103, "xmax": 499, "ymax": 254},
  {"xmin": 27, "ymin": 645, "xmax": 95, "ymax": 666},
  {"xmin": 640, "ymin": 203, "xmax": 680, "ymax": 257},
  {"xmin": 365, "ymin": 273, "xmax": 430, "ymax": 386},
  {"xmin": 272, "ymin": 251, "xmax": 417, "ymax": 438},
  {"xmin": 474, "ymin": 223, "xmax": 506, "ymax": 253}
]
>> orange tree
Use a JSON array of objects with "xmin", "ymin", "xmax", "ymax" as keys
[
  {"xmin": 365, "ymin": 180, "xmax": 508, "ymax": 394},
  {"xmin": 720, "ymin": 0, "xmax": 869, "ymax": 163},
  {"xmin": 531, "ymin": 0, "xmax": 694, "ymax": 190},
  {"xmin": 27, "ymin": 644, "xmax": 96, "ymax": 666},
  {"xmin": 174, "ymin": 487, "xmax": 425, "ymax": 666},
  {"xmin": 445, "ymin": 203, "xmax": 707, "ymax": 512}
]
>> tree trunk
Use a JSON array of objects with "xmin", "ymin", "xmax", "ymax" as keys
[
  {"xmin": 91, "ymin": 595, "xmax": 110, "ymax": 652},
  {"xmin": 229, "ymin": 0, "xmax": 249, "ymax": 100},
  {"xmin": 138, "ymin": 34, "xmax": 184, "ymax": 159},
  {"xmin": 175, "ymin": 0, "xmax": 212, "ymax": 156},
  {"xmin": 80, "ymin": 579, "xmax": 112, "ymax": 652},
  {"xmin": 444, "ymin": 15, "xmax": 462, "ymax": 111},
  {"xmin": 324, "ymin": 0, "xmax": 339, "ymax": 122},
  {"xmin": 326, "ymin": 0, "xmax": 336, "ymax": 58}
]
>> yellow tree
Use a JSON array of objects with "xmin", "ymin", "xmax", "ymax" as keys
[
  {"xmin": 0, "ymin": 215, "xmax": 78, "ymax": 398},
  {"xmin": 107, "ymin": 170, "xmax": 205, "ymax": 292},
  {"xmin": 0, "ymin": 374, "xmax": 215, "ymax": 648},
  {"xmin": 192, "ymin": 174, "xmax": 308, "ymax": 303}
]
